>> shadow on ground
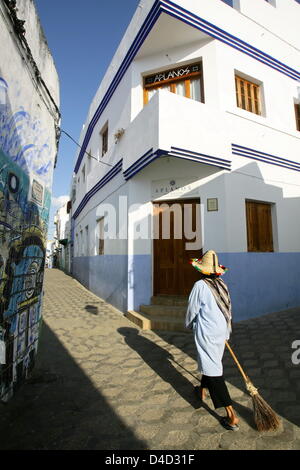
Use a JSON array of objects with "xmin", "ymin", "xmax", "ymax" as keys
[
  {"xmin": 118, "ymin": 327, "xmax": 255, "ymax": 430},
  {"xmin": 150, "ymin": 308, "xmax": 300, "ymax": 429},
  {"xmin": 0, "ymin": 322, "xmax": 147, "ymax": 450}
]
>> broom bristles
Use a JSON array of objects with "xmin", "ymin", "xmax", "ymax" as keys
[
  {"xmin": 246, "ymin": 379, "xmax": 281, "ymax": 431},
  {"xmin": 252, "ymin": 393, "xmax": 281, "ymax": 432}
]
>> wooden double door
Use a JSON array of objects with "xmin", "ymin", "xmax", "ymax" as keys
[{"xmin": 153, "ymin": 199, "xmax": 202, "ymax": 296}]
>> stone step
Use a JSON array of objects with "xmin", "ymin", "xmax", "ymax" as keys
[
  {"xmin": 126, "ymin": 310, "xmax": 188, "ymax": 332},
  {"xmin": 140, "ymin": 304, "xmax": 186, "ymax": 318},
  {"xmin": 151, "ymin": 295, "xmax": 188, "ymax": 306}
]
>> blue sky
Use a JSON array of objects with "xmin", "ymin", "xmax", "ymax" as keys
[{"xmin": 34, "ymin": 0, "xmax": 140, "ymax": 238}]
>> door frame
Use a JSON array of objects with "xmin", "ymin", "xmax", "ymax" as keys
[{"xmin": 152, "ymin": 197, "xmax": 201, "ymax": 296}]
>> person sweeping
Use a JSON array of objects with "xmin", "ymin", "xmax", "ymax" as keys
[
  {"xmin": 186, "ymin": 250, "xmax": 281, "ymax": 432},
  {"xmin": 185, "ymin": 250, "xmax": 239, "ymax": 431}
]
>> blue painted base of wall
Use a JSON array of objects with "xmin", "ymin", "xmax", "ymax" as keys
[
  {"xmin": 219, "ymin": 252, "xmax": 300, "ymax": 322},
  {"xmin": 128, "ymin": 255, "xmax": 152, "ymax": 312},
  {"xmin": 72, "ymin": 252, "xmax": 300, "ymax": 323},
  {"xmin": 73, "ymin": 255, "xmax": 128, "ymax": 313}
]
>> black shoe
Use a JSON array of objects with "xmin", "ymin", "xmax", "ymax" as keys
[{"xmin": 220, "ymin": 417, "xmax": 239, "ymax": 431}]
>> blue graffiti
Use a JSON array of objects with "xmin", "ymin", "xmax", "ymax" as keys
[{"xmin": 0, "ymin": 78, "xmax": 52, "ymax": 186}]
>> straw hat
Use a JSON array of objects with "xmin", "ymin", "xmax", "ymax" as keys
[{"xmin": 190, "ymin": 250, "xmax": 228, "ymax": 276}]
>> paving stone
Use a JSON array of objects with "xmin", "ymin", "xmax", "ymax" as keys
[
  {"xmin": 140, "ymin": 408, "xmax": 166, "ymax": 422},
  {"xmin": 268, "ymin": 379, "xmax": 290, "ymax": 389},
  {"xmin": 293, "ymin": 440, "xmax": 300, "ymax": 450},
  {"xmin": 135, "ymin": 424, "xmax": 160, "ymax": 440},
  {"xmin": 260, "ymin": 353, "xmax": 276, "ymax": 359},
  {"xmin": 219, "ymin": 431, "xmax": 257, "ymax": 450},
  {"xmin": 160, "ymin": 430, "xmax": 191, "ymax": 448},
  {"xmin": 0, "ymin": 268, "xmax": 299, "ymax": 451},
  {"xmin": 264, "ymin": 360, "xmax": 280, "ymax": 368},
  {"xmin": 266, "ymin": 369, "xmax": 285, "ymax": 377},
  {"xmin": 192, "ymin": 432, "xmax": 221, "ymax": 450},
  {"xmin": 256, "ymin": 437, "xmax": 294, "ymax": 450}
]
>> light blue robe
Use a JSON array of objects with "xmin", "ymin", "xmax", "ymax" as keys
[{"xmin": 185, "ymin": 280, "xmax": 230, "ymax": 376}]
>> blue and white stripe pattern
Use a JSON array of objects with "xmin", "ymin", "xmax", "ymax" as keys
[
  {"xmin": 74, "ymin": 0, "xmax": 300, "ymax": 174},
  {"xmin": 169, "ymin": 146, "xmax": 231, "ymax": 170},
  {"xmin": 73, "ymin": 159, "xmax": 123, "ymax": 220},
  {"xmin": 123, "ymin": 146, "xmax": 231, "ymax": 181},
  {"xmin": 232, "ymin": 143, "xmax": 300, "ymax": 172},
  {"xmin": 123, "ymin": 148, "xmax": 160, "ymax": 181},
  {"xmin": 161, "ymin": 0, "xmax": 300, "ymax": 81}
]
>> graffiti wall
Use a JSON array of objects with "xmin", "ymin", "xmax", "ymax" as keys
[{"xmin": 0, "ymin": 65, "xmax": 57, "ymax": 399}]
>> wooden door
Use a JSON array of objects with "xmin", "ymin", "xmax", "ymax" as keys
[
  {"xmin": 153, "ymin": 199, "xmax": 202, "ymax": 296},
  {"xmin": 246, "ymin": 201, "xmax": 274, "ymax": 252}
]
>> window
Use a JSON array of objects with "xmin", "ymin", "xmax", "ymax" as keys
[
  {"xmin": 80, "ymin": 230, "xmax": 83, "ymax": 255},
  {"xmin": 97, "ymin": 218, "xmax": 105, "ymax": 255},
  {"xmin": 100, "ymin": 124, "xmax": 108, "ymax": 157},
  {"xmin": 85, "ymin": 225, "xmax": 89, "ymax": 256},
  {"xmin": 144, "ymin": 62, "xmax": 204, "ymax": 105},
  {"xmin": 221, "ymin": 0, "xmax": 233, "ymax": 6},
  {"xmin": 82, "ymin": 164, "xmax": 86, "ymax": 183},
  {"xmin": 246, "ymin": 201, "xmax": 274, "ymax": 252},
  {"xmin": 87, "ymin": 149, "xmax": 92, "ymax": 173},
  {"xmin": 235, "ymin": 75, "xmax": 262, "ymax": 115},
  {"xmin": 75, "ymin": 233, "xmax": 78, "ymax": 255},
  {"xmin": 295, "ymin": 103, "xmax": 300, "ymax": 131}
]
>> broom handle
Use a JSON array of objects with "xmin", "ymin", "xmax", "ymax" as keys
[{"xmin": 225, "ymin": 341, "xmax": 249, "ymax": 383}]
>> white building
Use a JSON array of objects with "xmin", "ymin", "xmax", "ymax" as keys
[
  {"xmin": 70, "ymin": 0, "xmax": 300, "ymax": 325},
  {"xmin": 54, "ymin": 202, "xmax": 71, "ymax": 272}
]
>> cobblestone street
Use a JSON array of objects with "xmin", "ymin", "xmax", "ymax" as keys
[{"xmin": 0, "ymin": 268, "xmax": 300, "ymax": 450}]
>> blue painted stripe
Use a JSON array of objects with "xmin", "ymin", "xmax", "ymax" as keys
[
  {"xmin": 73, "ymin": 165, "xmax": 122, "ymax": 218},
  {"xmin": 232, "ymin": 143, "xmax": 300, "ymax": 167},
  {"xmin": 171, "ymin": 146, "xmax": 231, "ymax": 168},
  {"xmin": 169, "ymin": 152, "xmax": 231, "ymax": 169},
  {"xmin": 124, "ymin": 145, "xmax": 231, "ymax": 180},
  {"xmin": 74, "ymin": 1, "xmax": 161, "ymax": 173},
  {"xmin": 232, "ymin": 143, "xmax": 300, "ymax": 172},
  {"xmin": 124, "ymin": 150, "xmax": 160, "ymax": 180},
  {"xmin": 123, "ymin": 148, "xmax": 154, "ymax": 178},
  {"xmin": 161, "ymin": 0, "xmax": 300, "ymax": 80},
  {"xmin": 73, "ymin": 160, "xmax": 123, "ymax": 219},
  {"xmin": 74, "ymin": 0, "xmax": 300, "ymax": 174}
]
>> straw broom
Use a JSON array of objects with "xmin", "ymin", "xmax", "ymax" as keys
[{"xmin": 225, "ymin": 341, "xmax": 281, "ymax": 432}]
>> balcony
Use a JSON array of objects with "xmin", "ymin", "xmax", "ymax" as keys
[{"xmin": 120, "ymin": 89, "xmax": 232, "ymax": 179}]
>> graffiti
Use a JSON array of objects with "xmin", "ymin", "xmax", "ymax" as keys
[
  {"xmin": 0, "ymin": 76, "xmax": 53, "ymax": 401},
  {"xmin": 0, "ymin": 77, "xmax": 53, "ymax": 188}
]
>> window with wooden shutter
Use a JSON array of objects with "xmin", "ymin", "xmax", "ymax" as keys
[
  {"xmin": 100, "ymin": 123, "xmax": 108, "ymax": 157},
  {"xmin": 295, "ymin": 103, "xmax": 300, "ymax": 131},
  {"xmin": 144, "ymin": 62, "xmax": 204, "ymax": 105},
  {"xmin": 235, "ymin": 75, "xmax": 261, "ymax": 115},
  {"xmin": 246, "ymin": 201, "xmax": 274, "ymax": 252},
  {"xmin": 97, "ymin": 217, "xmax": 104, "ymax": 255}
]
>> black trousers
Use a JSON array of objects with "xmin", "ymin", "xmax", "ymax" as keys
[{"xmin": 201, "ymin": 375, "xmax": 232, "ymax": 409}]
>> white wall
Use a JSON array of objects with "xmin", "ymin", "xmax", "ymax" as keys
[{"xmin": 72, "ymin": 0, "xmax": 300, "ymax": 258}]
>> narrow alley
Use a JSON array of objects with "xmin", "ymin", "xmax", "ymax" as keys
[{"xmin": 0, "ymin": 268, "xmax": 300, "ymax": 450}]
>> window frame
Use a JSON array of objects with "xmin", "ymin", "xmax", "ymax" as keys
[
  {"xmin": 295, "ymin": 103, "xmax": 300, "ymax": 131},
  {"xmin": 143, "ymin": 62, "xmax": 204, "ymax": 105},
  {"xmin": 100, "ymin": 123, "xmax": 108, "ymax": 157},
  {"xmin": 245, "ymin": 200, "xmax": 274, "ymax": 252},
  {"xmin": 85, "ymin": 225, "xmax": 89, "ymax": 256},
  {"xmin": 97, "ymin": 217, "xmax": 105, "ymax": 256},
  {"xmin": 235, "ymin": 74, "xmax": 262, "ymax": 116}
]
